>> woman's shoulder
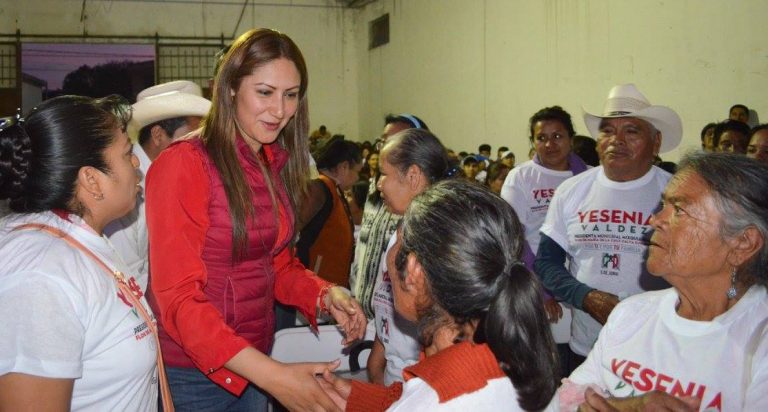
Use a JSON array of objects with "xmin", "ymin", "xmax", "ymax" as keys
[
  {"xmin": 0, "ymin": 213, "xmax": 109, "ymax": 297},
  {"xmin": 611, "ymin": 289, "xmax": 672, "ymax": 317},
  {"xmin": 391, "ymin": 375, "xmax": 519, "ymax": 411},
  {"xmin": 598, "ymin": 289, "xmax": 674, "ymax": 337},
  {"xmin": 155, "ymin": 137, "xmax": 206, "ymax": 162},
  {"xmin": 147, "ymin": 137, "xmax": 209, "ymax": 182}
]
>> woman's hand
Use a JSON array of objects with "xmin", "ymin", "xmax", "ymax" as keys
[
  {"xmin": 578, "ymin": 387, "xmax": 700, "ymax": 412},
  {"xmin": 264, "ymin": 361, "xmax": 344, "ymax": 412},
  {"xmin": 324, "ymin": 287, "xmax": 367, "ymax": 344},
  {"xmin": 317, "ymin": 369, "xmax": 352, "ymax": 410},
  {"xmin": 227, "ymin": 348, "xmax": 342, "ymax": 412},
  {"xmin": 544, "ymin": 297, "xmax": 564, "ymax": 323}
]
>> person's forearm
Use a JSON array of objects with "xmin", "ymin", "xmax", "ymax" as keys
[
  {"xmin": 224, "ymin": 346, "xmax": 282, "ymax": 391},
  {"xmin": 0, "ymin": 373, "xmax": 74, "ymax": 412},
  {"xmin": 534, "ymin": 233, "xmax": 593, "ymax": 309},
  {"xmin": 367, "ymin": 336, "xmax": 387, "ymax": 385}
]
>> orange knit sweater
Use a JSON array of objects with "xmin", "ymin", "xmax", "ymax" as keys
[{"xmin": 346, "ymin": 342, "xmax": 506, "ymax": 411}]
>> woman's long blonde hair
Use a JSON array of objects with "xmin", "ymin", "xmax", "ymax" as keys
[{"xmin": 202, "ymin": 28, "xmax": 310, "ymax": 260}]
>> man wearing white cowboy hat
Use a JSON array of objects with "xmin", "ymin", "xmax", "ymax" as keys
[
  {"xmin": 105, "ymin": 80, "xmax": 211, "ymax": 290},
  {"xmin": 534, "ymin": 83, "xmax": 681, "ymax": 374}
]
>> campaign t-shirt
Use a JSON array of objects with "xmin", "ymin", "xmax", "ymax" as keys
[
  {"xmin": 372, "ymin": 232, "xmax": 420, "ymax": 385},
  {"xmin": 0, "ymin": 211, "xmax": 158, "ymax": 411},
  {"xmin": 570, "ymin": 286, "xmax": 768, "ymax": 411},
  {"xmin": 541, "ymin": 166, "xmax": 670, "ymax": 355},
  {"xmin": 501, "ymin": 160, "xmax": 574, "ymax": 254}
]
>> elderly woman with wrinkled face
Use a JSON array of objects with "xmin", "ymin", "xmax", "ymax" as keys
[{"xmin": 564, "ymin": 152, "xmax": 768, "ymax": 412}]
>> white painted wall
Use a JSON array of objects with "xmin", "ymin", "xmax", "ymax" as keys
[
  {"xmin": 355, "ymin": 0, "xmax": 768, "ymax": 161},
  {"xmin": 2, "ymin": 0, "xmax": 767, "ymax": 161}
]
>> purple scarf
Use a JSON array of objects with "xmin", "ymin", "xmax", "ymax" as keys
[{"xmin": 532, "ymin": 152, "xmax": 589, "ymax": 175}]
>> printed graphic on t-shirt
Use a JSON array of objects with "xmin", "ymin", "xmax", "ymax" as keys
[
  {"xmin": 373, "ymin": 268, "xmax": 394, "ymax": 343},
  {"xmin": 527, "ymin": 187, "xmax": 558, "ymax": 221},
  {"xmin": 573, "ymin": 209, "xmax": 652, "ymax": 277},
  {"xmin": 116, "ymin": 275, "xmax": 144, "ymax": 307},
  {"xmin": 112, "ymin": 274, "xmax": 154, "ymax": 344},
  {"xmin": 610, "ymin": 358, "xmax": 723, "ymax": 411},
  {"xmin": 532, "ymin": 188, "xmax": 555, "ymax": 207}
]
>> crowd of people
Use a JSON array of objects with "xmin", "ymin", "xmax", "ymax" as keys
[{"xmin": 1, "ymin": 27, "xmax": 767, "ymax": 412}]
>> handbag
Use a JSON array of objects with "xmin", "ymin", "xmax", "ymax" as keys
[{"xmin": 14, "ymin": 223, "xmax": 175, "ymax": 412}]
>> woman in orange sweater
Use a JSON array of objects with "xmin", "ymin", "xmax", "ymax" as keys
[{"xmin": 320, "ymin": 180, "xmax": 560, "ymax": 411}]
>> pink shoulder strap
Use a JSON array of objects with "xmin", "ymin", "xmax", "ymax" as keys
[{"xmin": 13, "ymin": 223, "xmax": 175, "ymax": 412}]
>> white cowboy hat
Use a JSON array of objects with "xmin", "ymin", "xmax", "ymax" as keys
[
  {"xmin": 583, "ymin": 84, "xmax": 682, "ymax": 153},
  {"xmin": 130, "ymin": 80, "xmax": 211, "ymax": 132}
]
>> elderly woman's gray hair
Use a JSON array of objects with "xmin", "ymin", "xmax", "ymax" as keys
[{"xmin": 677, "ymin": 152, "xmax": 768, "ymax": 284}]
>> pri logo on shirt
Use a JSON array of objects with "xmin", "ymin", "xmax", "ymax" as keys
[{"xmin": 602, "ymin": 253, "xmax": 620, "ymax": 270}]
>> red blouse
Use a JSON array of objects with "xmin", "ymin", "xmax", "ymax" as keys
[{"xmin": 146, "ymin": 137, "xmax": 330, "ymax": 394}]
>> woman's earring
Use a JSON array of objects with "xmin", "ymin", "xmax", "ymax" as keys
[
  {"xmin": 727, "ymin": 267, "xmax": 738, "ymax": 299},
  {"xmin": 93, "ymin": 192, "xmax": 104, "ymax": 201}
]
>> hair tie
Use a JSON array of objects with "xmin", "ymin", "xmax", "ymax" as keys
[
  {"xmin": 0, "ymin": 109, "xmax": 24, "ymax": 133},
  {"xmin": 398, "ymin": 113, "xmax": 422, "ymax": 129},
  {"xmin": 444, "ymin": 165, "xmax": 460, "ymax": 178},
  {"xmin": 503, "ymin": 260, "xmax": 527, "ymax": 278}
]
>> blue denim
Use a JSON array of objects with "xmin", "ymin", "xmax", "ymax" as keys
[{"xmin": 166, "ymin": 366, "xmax": 268, "ymax": 412}]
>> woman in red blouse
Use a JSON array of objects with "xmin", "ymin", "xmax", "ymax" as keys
[{"xmin": 146, "ymin": 28, "xmax": 366, "ymax": 412}]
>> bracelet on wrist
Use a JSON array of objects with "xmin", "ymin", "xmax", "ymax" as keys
[{"xmin": 318, "ymin": 284, "xmax": 335, "ymax": 314}]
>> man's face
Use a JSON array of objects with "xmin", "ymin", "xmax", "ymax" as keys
[
  {"xmin": 717, "ymin": 130, "xmax": 748, "ymax": 154},
  {"xmin": 597, "ymin": 117, "xmax": 661, "ymax": 182},
  {"xmin": 169, "ymin": 116, "xmax": 202, "ymax": 141},
  {"xmin": 382, "ymin": 121, "xmax": 411, "ymax": 142},
  {"xmin": 747, "ymin": 129, "xmax": 768, "ymax": 165},
  {"xmin": 729, "ymin": 107, "xmax": 749, "ymax": 124},
  {"xmin": 462, "ymin": 161, "xmax": 479, "ymax": 179}
]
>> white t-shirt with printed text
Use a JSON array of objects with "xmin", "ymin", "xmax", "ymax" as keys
[
  {"xmin": 372, "ymin": 232, "xmax": 420, "ymax": 385},
  {"xmin": 569, "ymin": 286, "xmax": 768, "ymax": 411},
  {"xmin": 0, "ymin": 211, "xmax": 158, "ymax": 411},
  {"xmin": 501, "ymin": 160, "xmax": 574, "ymax": 254},
  {"xmin": 540, "ymin": 166, "xmax": 670, "ymax": 355}
]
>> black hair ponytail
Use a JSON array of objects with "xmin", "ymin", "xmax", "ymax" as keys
[
  {"xmin": 0, "ymin": 118, "xmax": 33, "ymax": 208},
  {"xmin": 0, "ymin": 95, "xmax": 130, "ymax": 214},
  {"xmin": 483, "ymin": 263, "xmax": 559, "ymax": 411},
  {"xmin": 400, "ymin": 179, "xmax": 559, "ymax": 411}
]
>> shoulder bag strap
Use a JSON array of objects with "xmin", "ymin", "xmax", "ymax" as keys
[{"xmin": 13, "ymin": 223, "xmax": 175, "ymax": 412}]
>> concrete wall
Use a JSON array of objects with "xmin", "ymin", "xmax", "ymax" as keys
[
  {"xmin": 355, "ymin": 0, "xmax": 768, "ymax": 161},
  {"xmin": 2, "ymin": 0, "xmax": 766, "ymax": 161}
]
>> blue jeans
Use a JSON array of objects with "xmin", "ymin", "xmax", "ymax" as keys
[{"xmin": 166, "ymin": 366, "xmax": 268, "ymax": 412}]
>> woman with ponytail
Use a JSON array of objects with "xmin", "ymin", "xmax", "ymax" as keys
[
  {"xmin": 0, "ymin": 95, "xmax": 161, "ymax": 410},
  {"xmin": 321, "ymin": 179, "xmax": 559, "ymax": 411}
]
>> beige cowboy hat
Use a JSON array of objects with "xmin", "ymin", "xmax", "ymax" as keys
[
  {"xmin": 130, "ymin": 80, "xmax": 211, "ymax": 133},
  {"xmin": 583, "ymin": 83, "xmax": 682, "ymax": 153}
]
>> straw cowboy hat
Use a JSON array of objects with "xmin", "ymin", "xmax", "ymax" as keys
[
  {"xmin": 130, "ymin": 80, "xmax": 211, "ymax": 132},
  {"xmin": 583, "ymin": 84, "xmax": 682, "ymax": 153}
]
